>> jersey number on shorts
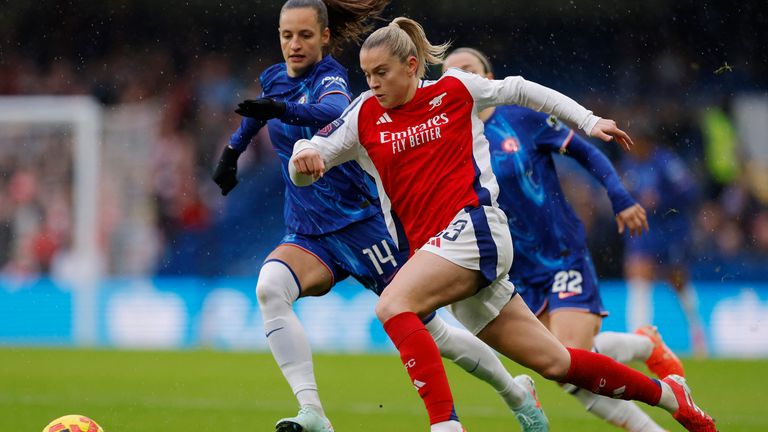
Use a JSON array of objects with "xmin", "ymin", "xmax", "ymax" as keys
[
  {"xmin": 436, "ymin": 220, "xmax": 468, "ymax": 242},
  {"xmin": 362, "ymin": 240, "xmax": 398, "ymax": 275},
  {"xmin": 552, "ymin": 270, "xmax": 583, "ymax": 295}
]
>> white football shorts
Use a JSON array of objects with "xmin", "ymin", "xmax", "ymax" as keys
[{"xmin": 420, "ymin": 205, "xmax": 516, "ymax": 334}]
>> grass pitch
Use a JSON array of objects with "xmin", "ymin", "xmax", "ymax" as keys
[{"xmin": 1, "ymin": 347, "xmax": 764, "ymax": 431}]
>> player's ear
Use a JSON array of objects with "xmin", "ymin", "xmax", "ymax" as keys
[
  {"xmin": 406, "ymin": 55, "xmax": 418, "ymax": 77},
  {"xmin": 321, "ymin": 27, "xmax": 330, "ymax": 46}
]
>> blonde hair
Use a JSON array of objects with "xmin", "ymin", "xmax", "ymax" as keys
[{"xmin": 361, "ymin": 17, "xmax": 450, "ymax": 79}]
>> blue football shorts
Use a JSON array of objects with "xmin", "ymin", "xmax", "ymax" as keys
[{"xmin": 512, "ymin": 252, "xmax": 608, "ymax": 317}]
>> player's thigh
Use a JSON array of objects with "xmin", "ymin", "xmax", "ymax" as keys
[
  {"xmin": 376, "ymin": 249, "xmax": 484, "ymax": 321},
  {"xmin": 267, "ymin": 244, "xmax": 333, "ymax": 297},
  {"xmin": 543, "ymin": 309, "xmax": 603, "ymax": 350},
  {"xmin": 477, "ymin": 294, "xmax": 570, "ymax": 379}
]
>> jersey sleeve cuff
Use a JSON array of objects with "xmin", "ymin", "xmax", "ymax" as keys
[{"xmin": 581, "ymin": 115, "xmax": 601, "ymax": 136}]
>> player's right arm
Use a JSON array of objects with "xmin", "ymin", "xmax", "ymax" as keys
[
  {"xmin": 289, "ymin": 94, "xmax": 366, "ymax": 186},
  {"xmin": 212, "ymin": 116, "xmax": 268, "ymax": 196}
]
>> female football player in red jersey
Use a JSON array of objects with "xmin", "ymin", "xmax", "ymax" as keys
[
  {"xmin": 442, "ymin": 47, "xmax": 688, "ymax": 432},
  {"xmin": 214, "ymin": 2, "xmax": 548, "ymax": 431},
  {"xmin": 290, "ymin": 16, "xmax": 717, "ymax": 432}
]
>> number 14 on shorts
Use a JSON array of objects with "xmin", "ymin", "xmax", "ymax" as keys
[{"xmin": 362, "ymin": 240, "xmax": 398, "ymax": 275}]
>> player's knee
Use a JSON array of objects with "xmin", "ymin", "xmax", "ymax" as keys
[
  {"xmin": 255, "ymin": 261, "xmax": 299, "ymax": 309},
  {"xmin": 374, "ymin": 292, "xmax": 410, "ymax": 323}
]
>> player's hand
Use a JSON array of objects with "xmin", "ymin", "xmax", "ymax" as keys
[
  {"xmin": 616, "ymin": 203, "xmax": 649, "ymax": 237},
  {"xmin": 292, "ymin": 148, "xmax": 325, "ymax": 181},
  {"xmin": 235, "ymin": 98, "xmax": 286, "ymax": 120},
  {"xmin": 212, "ymin": 145, "xmax": 241, "ymax": 196},
  {"xmin": 589, "ymin": 118, "xmax": 634, "ymax": 151}
]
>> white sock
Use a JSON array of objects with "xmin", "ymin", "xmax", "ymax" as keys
[
  {"xmin": 678, "ymin": 284, "xmax": 699, "ymax": 317},
  {"xmin": 678, "ymin": 284, "xmax": 709, "ymax": 356},
  {"xmin": 627, "ymin": 278, "xmax": 652, "ymax": 331},
  {"xmin": 657, "ymin": 380, "xmax": 679, "ymax": 413},
  {"xmin": 594, "ymin": 331, "xmax": 654, "ymax": 363},
  {"xmin": 571, "ymin": 389, "xmax": 666, "ymax": 432},
  {"xmin": 431, "ymin": 420, "xmax": 463, "ymax": 432},
  {"xmin": 257, "ymin": 261, "xmax": 324, "ymax": 415},
  {"xmin": 425, "ymin": 314, "xmax": 527, "ymax": 409},
  {"xmin": 679, "ymin": 284, "xmax": 705, "ymax": 330}
]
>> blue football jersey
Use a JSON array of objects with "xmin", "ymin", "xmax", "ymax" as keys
[
  {"xmin": 259, "ymin": 56, "xmax": 380, "ymax": 235},
  {"xmin": 484, "ymin": 105, "xmax": 588, "ymax": 278}
]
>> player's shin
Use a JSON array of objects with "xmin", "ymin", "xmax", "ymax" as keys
[
  {"xmin": 561, "ymin": 347, "xmax": 662, "ymax": 406},
  {"xmin": 384, "ymin": 312, "xmax": 458, "ymax": 424},
  {"xmin": 257, "ymin": 261, "xmax": 324, "ymax": 413}
]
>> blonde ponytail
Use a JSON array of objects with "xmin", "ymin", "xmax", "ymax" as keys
[{"xmin": 362, "ymin": 16, "xmax": 450, "ymax": 78}]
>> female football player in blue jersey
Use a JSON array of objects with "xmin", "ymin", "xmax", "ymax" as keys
[
  {"xmin": 443, "ymin": 48, "xmax": 689, "ymax": 432},
  {"xmin": 212, "ymin": 2, "xmax": 547, "ymax": 431},
  {"xmin": 619, "ymin": 122, "xmax": 708, "ymax": 357}
]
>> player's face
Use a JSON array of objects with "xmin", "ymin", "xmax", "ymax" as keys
[
  {"xmin": 360, "ymin": 47, "xmax": 418, "ymax": 109},
  {"xmin": 443, "ymin": 52, "xmax": 491, "ymax": 78},
  {"xmin": 279, "ymin": 7, "xmax": 330, "ymax": 77}
]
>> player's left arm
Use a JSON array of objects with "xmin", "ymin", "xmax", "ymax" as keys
[
  {"xmin": 237, "ymin": 73, "xmax": 352, "ymax": 128},
  {"xmin": 451, "ymin": 68, "xmax": 633, "ymax": 150},
  {"xmin": 280, "ymin": 92, "xmax": 351, "ymax": 128},
  {"xmin": 236, "ymin": 92, "xmax": 350, "ymax": 128},
  {"xmin": 561, "ymin": 134, "xmax": 648, "ymax": 236},
  {"xmin": 279, "ymin": 73, "xmax": 353, "ymax": 127},
  {"xmin": 289, "ymin": 94, "xmax": 366, "ymax": 186}
]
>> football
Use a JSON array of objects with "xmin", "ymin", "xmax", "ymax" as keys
[{"xmin": 42, "ymin": 415, "xmax": 104, "ymax": 432}]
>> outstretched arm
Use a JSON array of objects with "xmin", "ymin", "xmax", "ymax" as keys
[
  {"xmin": 281, "ymin": 93, "xmax": 351, "ymax": 128},
  {"xmin": 452, "ymin": 68, "xmax": 633, "ymax": 150},
  {"xmin": 235, "ymin": 92, "xmax": 350, "ymax": 129}
]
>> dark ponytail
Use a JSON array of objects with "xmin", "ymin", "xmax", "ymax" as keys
[{"xmin": 281, "ymin": 0, "xmax": 390, "ymax": 56}]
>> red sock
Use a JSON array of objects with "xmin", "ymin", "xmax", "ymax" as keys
[
  {"xmin": 383, "ymin": 312, "xmax": 457, "ymax": 424},
  {"xmin": 563, "ymin": 347, "xmax": 662, "ymax": 405}
]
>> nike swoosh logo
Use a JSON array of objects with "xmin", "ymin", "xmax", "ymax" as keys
[
  {"xmin": 558, "ymin": 292, "xmax": 580, "ymax": 299},
  {"xmin": 265, "ymin": 327, "xmax": 285, "ymax": 338}
]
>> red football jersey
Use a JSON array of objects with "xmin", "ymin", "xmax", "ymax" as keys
[{"xmin": 295, "ymin": 68, "xmax": 599, "ymax": 255}]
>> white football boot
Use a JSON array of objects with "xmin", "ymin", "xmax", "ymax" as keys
[
  {"xmin": 274, "ymin": 406, "xmax": 334, "ymax": 432},
  {"xmin": 512, "ymin": 375, "xmax": 550, "ymax": 432}
]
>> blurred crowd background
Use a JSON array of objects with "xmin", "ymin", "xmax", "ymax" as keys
[{"xmin": 1, "ymin": 0, "xmax": 766, "ymax": 281}]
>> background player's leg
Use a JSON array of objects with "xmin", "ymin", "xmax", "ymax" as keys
[
  {"xmin": 546, "ymin": 310, "xmax": 666, "ymax": 432},
  {"xmin": 593, "ymin": 332, "xmax": 653, "ymax": 364},
  {"xmin": 669, "ymin": 267, "xmax": 708, "ymax": 357},
  {"xmin": 257, "ymin": 245, "xmax": 334, "ymax": 428},
  {"xmin": 624, "ymin": 256, "xmax": 654, "ymax": 332}
]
